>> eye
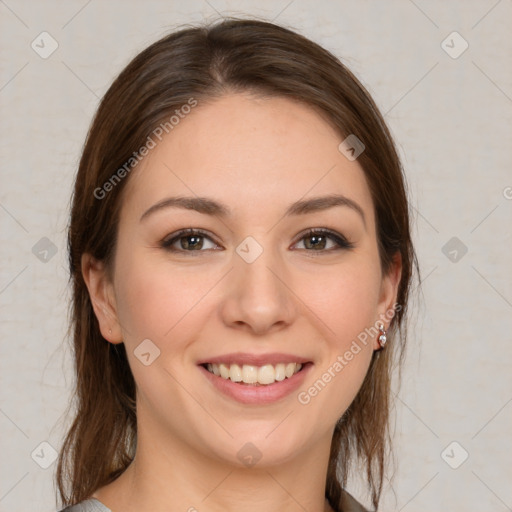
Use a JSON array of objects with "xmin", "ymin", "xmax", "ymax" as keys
[
  {"xmin": 160, "ymin": 228, "xmax": 354, "ymax": 254},
  {"xmin": 161, "ymin": 229, "xmax": 221, "ymax": 252},
  {"xmin": 292, "ymin": 229, "xmax": 354, "ymax": 252}
]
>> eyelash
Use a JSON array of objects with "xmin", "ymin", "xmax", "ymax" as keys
[{"xmin": 160, "ymin": 228, "xmax": 354, "ymax": 254}]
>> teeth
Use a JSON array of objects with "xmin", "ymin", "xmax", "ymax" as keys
[
  {"xmin": 242, "ymin": 365, "xmax": 258, "ymax": 384},
  {"xmin": 219, "ymin": 363, "xmax": 230, "ymax": 379},
  {"xmin": 206, "ymin": 362, "xmax": 303, "ymax": 385},
  {"xmin": 285, "ymin": 362, "xmax": 296, "ymax": 378},
  {"xmin": 275, "ymin": 363, "xmax": 286, "ymax": 381},
  {"xmin": 258, "ymin": 365, "xmax": 275, "ymax": 385},
  {"xmin": 229, "ymin": 363, "xmax": 242, "ymax": 382},
  {"xmin": 207, "ymin": 363, "xmax": 220, "ymax": 376}
]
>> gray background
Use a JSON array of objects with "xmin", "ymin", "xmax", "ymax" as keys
[{"xmin": 1, "ymin": 1, "xmax": 511, "ymax": 511}]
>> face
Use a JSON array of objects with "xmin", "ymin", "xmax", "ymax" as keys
[{"xmin": 84, "ymin": 93, "xmax": 400, "ymax": 468}]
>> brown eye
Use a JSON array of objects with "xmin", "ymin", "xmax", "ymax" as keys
[
  {"xmin": 161, "ymin": 229, "xmax": 220, "ymax": 252},
  {"xmin": 293, "ymin": 229, "xmax": 354, "ymax": 252}
]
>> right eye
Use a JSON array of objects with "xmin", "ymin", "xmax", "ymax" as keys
[{"xmin": 160, "ymin": 229, "xmax": 222, "ymax": 253}]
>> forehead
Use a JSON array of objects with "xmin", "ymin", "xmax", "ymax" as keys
[{"xmin": 121, "ymin": 94, "xmax": 375, "ymax": 227}]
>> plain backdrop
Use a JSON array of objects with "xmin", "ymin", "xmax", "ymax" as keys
[{"xmin": 0, "ymin": 1, "xmax": 511, "ymax": 511}]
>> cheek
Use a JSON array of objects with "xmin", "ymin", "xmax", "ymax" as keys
[
  {"xmin": 295, "ymin": 259, "xmax": 380, "ymax": 412},
  {"xmin": 301, "ymin": 258, "xmax": 382, "ymax": 341},
  {"xmin": 113, "ymin": 259, "xmax": 215, "ymax": 397},
  {"xmin": 113, "ymin": 251, "xmax": 218, "ymax": 345}
]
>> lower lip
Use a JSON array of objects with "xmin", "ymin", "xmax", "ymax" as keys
[{"xmin": 199, "ymin": 364, "xmax": 312, "ymax": 405}]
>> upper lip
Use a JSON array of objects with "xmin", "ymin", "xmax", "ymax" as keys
[{"xmin": 197, "ymin": 352, "xmax": 312, "ymax": 366}]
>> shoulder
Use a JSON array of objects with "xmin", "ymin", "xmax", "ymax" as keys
[
  {"xmin": 339, "ymin": 488, "xmax": 372, "ymax": 512},
  {"xmin": 58, "ymin": 498, "xmax": 112, "ymax": 512}
]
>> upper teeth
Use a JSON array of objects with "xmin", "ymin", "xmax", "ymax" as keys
[{"xmin": 206, "ymin": 362, "xmax": 302, "ymax": 385}]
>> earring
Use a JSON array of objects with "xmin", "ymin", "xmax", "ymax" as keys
[
  {"xmin": 376, "ymin": 323, "xmax": 387, "ymax": 350},
  {"xmin": 109, "ymin": 329, "xmax": 112, "ymax": 335}
]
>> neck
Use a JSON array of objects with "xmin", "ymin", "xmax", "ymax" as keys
[{"xmin": 94, "ymin": 411, "xmax": 336, "ymax": 512}]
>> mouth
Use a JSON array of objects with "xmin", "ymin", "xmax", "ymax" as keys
[
  {"xmin": 197, "ymin": 352, "xmax": 313, "ymax": 404},
  {"xmin": 200, "ymin": 361, "xmax": 307, "ymax": 386}
]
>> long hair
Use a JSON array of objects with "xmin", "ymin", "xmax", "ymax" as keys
[{"xmin": 56, "ymin": 18, "xmax": 419, "ymax": 511}]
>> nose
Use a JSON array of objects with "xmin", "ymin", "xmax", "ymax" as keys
[{"xmin": 219, "ymin": 243, "xmax": 298, "ymax": 336}]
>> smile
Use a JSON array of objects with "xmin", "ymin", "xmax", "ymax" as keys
[
  {"xmin": 204, "ymin": 362, "xmax": 303, "ymax": 385},
  {"xmin": 199, "ymin": 361, "xmax": 312, "ymax": 405}
]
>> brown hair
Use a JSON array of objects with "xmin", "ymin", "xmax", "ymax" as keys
[{"xmin": 56, "ymin": 17, "xmax": 419, "ymax": 511}]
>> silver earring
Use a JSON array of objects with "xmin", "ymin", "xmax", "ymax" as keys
[{"xmin": 377, "ymin": 323, "xmax": 387, "ymax": 350}]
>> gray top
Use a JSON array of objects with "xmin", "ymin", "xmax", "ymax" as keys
[{"xmin": 58, "ymin": 498, "xmax": 111, "ymax": 512}]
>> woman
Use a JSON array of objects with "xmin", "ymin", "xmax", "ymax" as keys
[{"xmin": 56, "ymin": 18, "xmax": 418, "ymax": 512}]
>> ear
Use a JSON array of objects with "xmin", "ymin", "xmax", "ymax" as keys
[
  {"xmin": 81, "ymin": 253, "xmax": 123, "ymax": 344},
  {"xmin": 374, "ymin": 251, "xmax": 402, "ymax": 350}
]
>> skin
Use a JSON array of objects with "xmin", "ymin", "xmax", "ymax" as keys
[{"xmin": 82, "ymin": 93, "xmax": 401, "ymax": 512}]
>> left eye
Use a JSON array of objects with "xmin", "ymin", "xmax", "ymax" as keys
[{"xmin": 292, "ymin": 229, "xmax": 353, "ymax": 251}]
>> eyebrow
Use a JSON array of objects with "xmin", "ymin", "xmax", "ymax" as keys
[{"xmin": 140, "ymin": 193, "xmax": 366, "ymax": 227}]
